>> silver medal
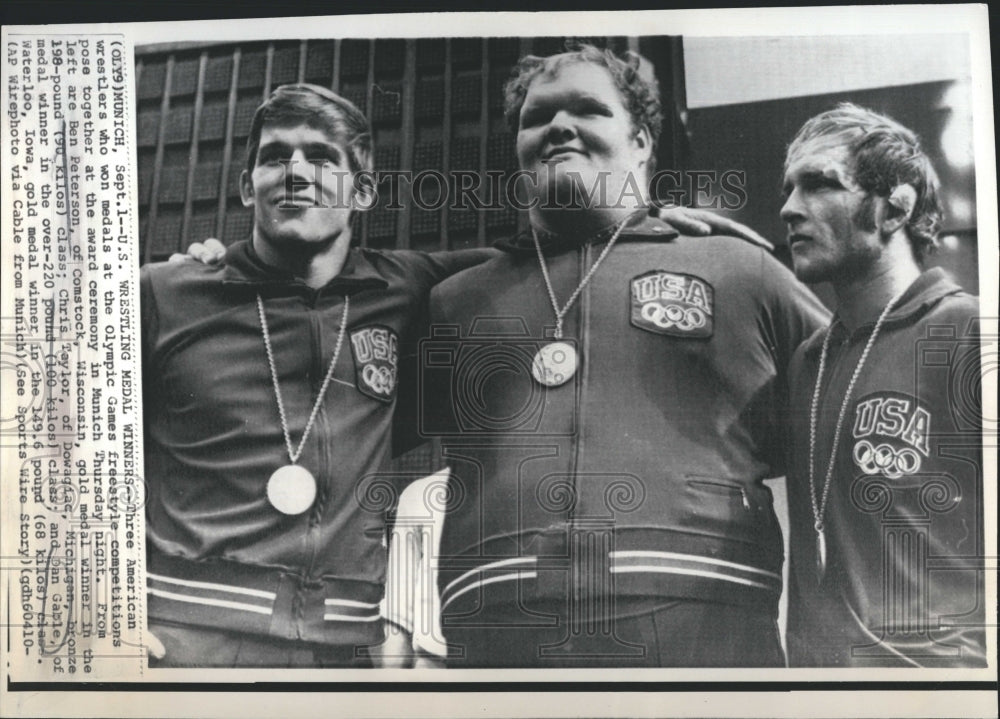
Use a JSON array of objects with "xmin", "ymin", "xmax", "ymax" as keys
[
  {"xmin": 531, "ymin": 341, "xmax": 577, "ymax": 387},
  {"xmin": 529, "ymin": 219, "xmax": 629, "ymax": 391},
  {"xmin": 267, "ymin": 465, "xmax": 318, "ymax": 515}
]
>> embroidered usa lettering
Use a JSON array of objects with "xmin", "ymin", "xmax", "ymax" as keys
[
  {"xmin": 630, "ymin": 270, "xmax": 714, "ymax": 338},
  {"xmin": 349, "ymin": 325, "xmax": 398, "ymax": 402},
  {"xmin": 851, "ymin": 391, "xmax": 931, "ymax": 479}
]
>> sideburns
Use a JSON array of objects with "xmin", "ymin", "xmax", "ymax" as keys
[{"xmin": 854, "ymin": 194, "xmax": 879, "ymax": 234}]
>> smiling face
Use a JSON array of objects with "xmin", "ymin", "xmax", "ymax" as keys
[
  {"xmin": 240, "ymin": 121, "xmax": 357, "ymax": 257},
  {"xmin": 515, "ymin": 61, "xmax": 651, "ymax": 216},
  {"xmin": 780, "ymin": 135, "xmax": 887, "ymax": 284}
]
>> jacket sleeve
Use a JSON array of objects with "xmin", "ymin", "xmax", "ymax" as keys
[
  {"xmin": 392, "ymin": 299, "xmax": 429, "ymax": 457},
  {"xmin": 760, "ymin": 252, "xmax": 831, "ymax": 374},
  {"xmin": 758, "ymin": 252, "xmax": 831, "ymax": 475},
  {"xmin": 390, "ymin": 251, "xmax": 494, "ymax": 456},
  {"xmin": 392, "ymin": 269, "xmax": 474, "ymax": 456},
  {"xmin": 416, "ymin": 248, "xmax": 501, "ymax": 286},
  {"xmin": 410, "ymin": 285, "xmax": 462, "ymax": 440}
]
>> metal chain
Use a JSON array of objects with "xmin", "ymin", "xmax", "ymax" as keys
[
  {"xmin": 808, "ymin": 290, "xmax": 905, "ymax": 533},
  {"xmin": 257, "ymin": 294, "xmax": 350, "ymax": 464},
  {"xmin": 532, "ymin": 216, "xmax": 631, "ymax": 339}
]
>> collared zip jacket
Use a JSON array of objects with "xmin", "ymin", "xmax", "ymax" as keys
[
  {"xmin": 424, "ymin": 214, "xmax": 828, "ymax": 621},
  {"xmin": 142, "ymin": 240, "xmax": 493, "ymax": 646},
  {"xmin": 786, "ymin": 268, "xmax": 985, "ymax": 667}
]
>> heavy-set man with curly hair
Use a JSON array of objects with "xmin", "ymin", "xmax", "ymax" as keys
[
  {"xmin": 780, "ymin": 104, "xmax": 985, "ymax": 667},
  {"xmin": 422, "ymin": 45, "xmax": 828, "ymax": 667}
]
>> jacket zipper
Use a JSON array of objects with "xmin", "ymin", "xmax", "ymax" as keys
[{"xmin": 305, "ymin": 304, "xmax": 331, "ymax": 573}]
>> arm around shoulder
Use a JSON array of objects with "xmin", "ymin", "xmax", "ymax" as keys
[{"xmin": 422, "ymin": 247, "xmax": 501, "ymax": 285}]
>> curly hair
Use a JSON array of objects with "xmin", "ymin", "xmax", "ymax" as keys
[
  {"xmin": 503, "ymin": 44, "xmax": 663, "ymax": 172},
  {"xmin": 786, "ymin": 102, "xmax": 943, "ymax": 263}
]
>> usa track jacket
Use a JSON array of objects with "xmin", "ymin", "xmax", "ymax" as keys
[{"xmin": 424, "ymin": 214, "xmax": 828, "ymax": 622}]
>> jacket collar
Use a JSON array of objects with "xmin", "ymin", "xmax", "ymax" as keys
[
  {"xmin": 221, "ymin": 240, "xmax": 388, "ymax": 294},
  {"xmin": 493, "ymin": 210, "xmax": 678, "ymax": 257},
  {"xmin": 804, "ymin": 267, "xmax": 964, "ymax": 356}
]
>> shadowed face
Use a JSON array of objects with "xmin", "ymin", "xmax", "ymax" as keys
[
  {"xmin": 780, "ymin": 135, "xmax": 884, "ymax": 284},
  {"xmin": 516, "ymin": 61, "xmax": 651, "ymax": 213}
]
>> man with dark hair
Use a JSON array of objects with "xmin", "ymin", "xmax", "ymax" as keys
[
  {"xmin": 780, "ymin": 103, "xmax": 985, "ymax": 667},
  {"xmin": 142, "ymin": 84, "xmax": 494, "ymax": 667},
  {"xmin": 423, "ymin": 46, "xmax": 828, "ymax": 667}
]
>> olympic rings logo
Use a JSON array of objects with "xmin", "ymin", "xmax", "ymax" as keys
[
  {"xmin": 362, "ymin": 364, "xmax": 395, "ymax": 395},
  {"xmin": 640, "ymin": 302, "xmax": 706, "ymax": 332},
  {"xmin": 853, "ymin": 439, "xmax": 922, "ymax": 479}
]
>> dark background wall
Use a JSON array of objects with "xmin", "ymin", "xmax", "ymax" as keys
[{"xmin": 687, "ymin": 81, "xmax": 980, "ymax": 298}]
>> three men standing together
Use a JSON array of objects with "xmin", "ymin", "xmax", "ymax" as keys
[{"xmin": 142, "ymin": 44, "xmax": 985, "ymax": 669}]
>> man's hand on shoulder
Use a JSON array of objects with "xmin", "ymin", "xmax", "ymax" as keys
[
  {"xmin": 654, "ymin": 206, "xmax": 773, "ymax": 251},
  {"xmin": 168, "ymin": 238, "xmax": 227, "ymax": 265}
]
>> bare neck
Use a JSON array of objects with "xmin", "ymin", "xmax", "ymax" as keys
[
  {"xmin": 833, "ymin": 235, "xmax": 922, "ymax": 331},
  {"xmin": 252, "ymin": 230, "xmax": 352, "ymax": 289}
]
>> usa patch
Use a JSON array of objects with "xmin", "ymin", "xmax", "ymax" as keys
[
  {"xmin": 851, "ymin": 391, "xmax": 931, "ymax": 479},
  {"xmin": 630, "ymin": 270, "xmax": 714, "ymax": 338},
  {"xmin": 349, "ymin": 325, "xmax": 399, "ymax": 402}
]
